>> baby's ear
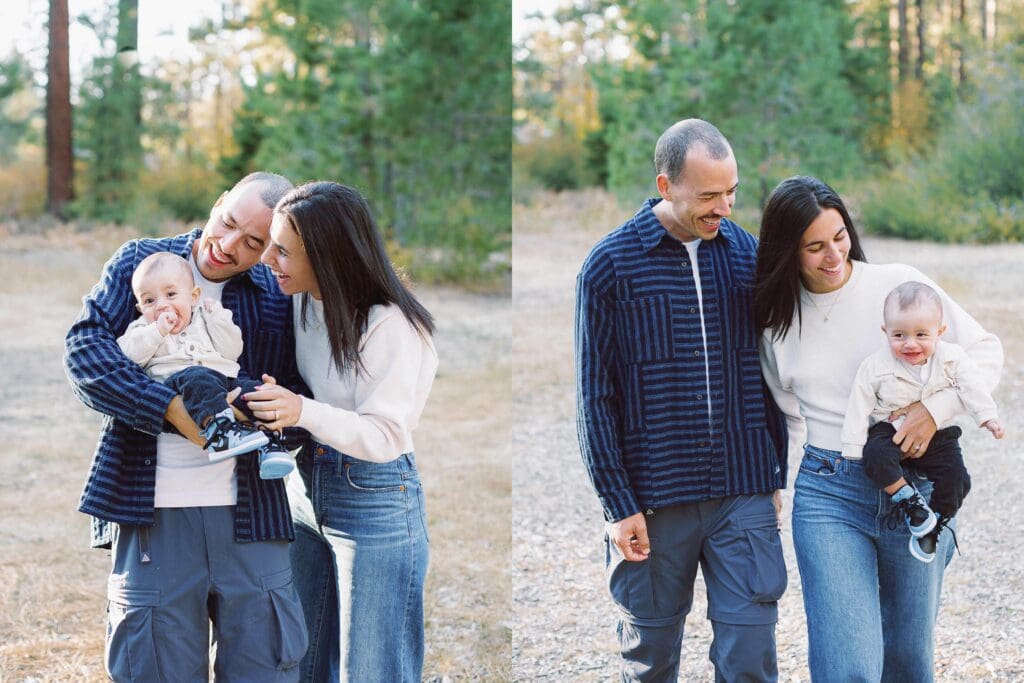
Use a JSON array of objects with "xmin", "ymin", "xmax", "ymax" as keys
[
  {"xmin": 191, "ymin": 286, "xmax": 201, "ymax": 304},
  {"xmin": 937, "ymin": 324, "xmax": 947, "ymax": 337}
]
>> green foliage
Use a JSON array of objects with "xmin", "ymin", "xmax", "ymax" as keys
[
  {"xmin": 859, "ymin": 49, "xmax": 1024, "ymax": 243},
  {"xmin": 144, "ymin": 163, "xmax": 221, "ymax": 223},
  {"xmin": 0, "ymin": 52, "xmax": 33, "ymax": 164},
  {"xmin": 73, "ymin": 2, "xmax": 144, "ymax": 222},
  {"xmin": 221, "ymin": 0, "xmax": 511, "ymax": 285},
  {"xmin": 513, "ymin": 135, "xmax": 585, "ymax": 192},
  {"xmin": 584, "ymin": 0, "xmax": 882, "ymax": 208}
]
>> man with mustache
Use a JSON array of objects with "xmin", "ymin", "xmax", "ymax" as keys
[
  {"xmin": 65, "ymin": 173, "xmax": 308, "ymax": 681},
  {"xmin": 575, "ymin": 119, "xmax": 790, "ymax": 682}
]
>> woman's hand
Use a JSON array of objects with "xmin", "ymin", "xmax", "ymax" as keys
[
  {"xmin": 243, "ymin": 374, "xmax": 303, "ymax": 431},
  {"xmin": 889, "ymin": 401, "xmax": 937, "ymax": 458}
]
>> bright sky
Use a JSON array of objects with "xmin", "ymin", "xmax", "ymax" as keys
[{"xmin": 2, "ymin": 0, "xmax": 220, "ymax": 86}]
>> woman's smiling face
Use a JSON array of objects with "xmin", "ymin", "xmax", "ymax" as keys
[
  {"xmin": 262, "ymin": 213, "xmax": 321, "ymax": 299},
  {"xmin": 798, "ymin": 208, "xmax": 852, "ymax": 293}
]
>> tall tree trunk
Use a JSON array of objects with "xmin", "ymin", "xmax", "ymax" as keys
[
  {"xmin": 980, "ymin": 0, "xmax": 989, "ymax": 46},
  {"xmin": 46, "ymin": 0, "xmax": 73, "ymax": 219},
  {"xmin": 115, "ymin": 0, "xmax": 141, "ymax": 169},
  {"xmin": 898, "ymin": 0, "xmax": 910, "ymax": 82},
  {"xmin": 957, "ymin": 0, "xmax": 966, "ymax": 88},
  {"xmin": 915, "ymin": 0, "xmax": 926, "ymax": 80}
]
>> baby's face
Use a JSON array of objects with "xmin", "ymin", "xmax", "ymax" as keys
[
  {"xmin": 134, "ymin": 269, "xmax": 199, "ymax": 334},
  {"xmin": 883, "ymin": 304, "xmax": 946, "ymax": 366}
]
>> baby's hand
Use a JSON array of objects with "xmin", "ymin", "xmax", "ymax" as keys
[
  {"xmin": 202, "ymin": 298, "xmax": 216, "ymax": 313},
  {"xmin": 983, "ymin": 419, "xmax": 1005, "ymax": 439},
  {"xmin": 156, "ymin": 311, "xmax": 177, "ymax": 335}
]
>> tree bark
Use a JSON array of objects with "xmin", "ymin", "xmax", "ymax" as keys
[
  {"xmin": 46, "ymin": 0, "xmax": 74, "ymax": 218},
  {"xmin": 915, "ymin": 0, "xmax": 926, "ymax": 80},
  {"xmin": 898, "ymin": 0, "xmax": 910, "ymax": 82}
]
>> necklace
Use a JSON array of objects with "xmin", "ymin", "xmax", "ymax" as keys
[{"xmin": 807, "ymin": 286, "xmax": 844, "ymax": 322}]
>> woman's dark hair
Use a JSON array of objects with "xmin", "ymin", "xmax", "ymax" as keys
[
  {"xmin": 274, "ymin": 181, "xmax": 434, "ymax": 373},
  {"xmin": 754, "ymin": 175, "xmax": 867, "ymax": 341}
]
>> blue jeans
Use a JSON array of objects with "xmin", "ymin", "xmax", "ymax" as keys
[
  {"xmin": 288, "ymin": 444, "xmax": 429, "ymax": 683},
  {"xmin": 793, "ymin": 445, "xmax": 956, "ymax": 682}
]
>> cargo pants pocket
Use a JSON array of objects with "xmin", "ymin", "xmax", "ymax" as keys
[
  {"xmin": 106, "ymin": 582, "xmax": 161, "ymax": 683},
  {"xmin": 733, "ymin": 512, "xmax": 788, "ymax": 602},
  {"xmin": 261, "ymin": 567, "xmax": 309, "ymax": 671}
]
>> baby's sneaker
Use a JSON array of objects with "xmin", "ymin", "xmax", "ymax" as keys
[
  {"xmin": 910, "ymin": 515, "xmax": 954, "ymax": 563},
  {"xmin": 258, "ymin": 431, "xmax": 295, "ymax": 479},
  {"xmin": 891, "ymin": 483, "xmax": 937, "ymax": 537},
  {"xmin": 203, "ymin": 416, "xmax": 269, "ymax": 462}
]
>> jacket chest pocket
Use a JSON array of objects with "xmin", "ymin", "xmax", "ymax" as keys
[{"xmin": 615, "ymin": 295, "xmax": 675, "ymax": 364}]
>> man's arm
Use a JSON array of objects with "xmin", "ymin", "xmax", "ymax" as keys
[
  {"xmin": 574, "ymin": 268, "xmax": 639, "ymax": 525},
  {"xmin": 64, "ymin": 240, "xmax": 177, "ymax": 435}
]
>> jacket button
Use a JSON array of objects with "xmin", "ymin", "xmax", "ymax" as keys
[
  {"xmin": 693, "ymin": 350, "xmax": 700, "ymax": 357},
  {"xmin": 144, "ymin": 459, "xmax": 151, "ymax": 465},
  {"xmin": 315, "ymin": 447, "xmax": 325, "ymax": 456}
]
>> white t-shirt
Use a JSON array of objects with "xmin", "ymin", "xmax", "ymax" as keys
[{"xmin": 153, "ymin": 258, "xmax": 237, "ymax": 508}]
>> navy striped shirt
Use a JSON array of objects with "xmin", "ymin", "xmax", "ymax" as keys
[
  {"xmin": 575, "ymin": 199, "xmax": 788, "ymax": 522},
  {"xmin": 64, "ymin": 229, "xmax": 303, "ymax": 548}
]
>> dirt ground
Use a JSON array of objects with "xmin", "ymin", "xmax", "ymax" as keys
[
  {"xmin": 0, "ymin": 225, "xmax": 511, "ymax": 681},
  {"xmin": 512, "ymin": 189, "xmax": 1024, "ymax": 681}
]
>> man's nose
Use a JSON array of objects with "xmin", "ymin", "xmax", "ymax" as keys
[
  {"xmin": 220, "ymin": 231, "xmax": 240, "ymax": 253},
  {"xmin": 714, "ymin": 195, "xmax": 731, "ymax": 216}
]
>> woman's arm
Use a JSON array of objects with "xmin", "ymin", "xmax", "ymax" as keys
[
  {"xmin": 245, "ymin": 311, "xmax": 437, "ymax": 462},
  {"xmin": 759, "ymin": 334, "xmax": 807, "ymax": 461}
]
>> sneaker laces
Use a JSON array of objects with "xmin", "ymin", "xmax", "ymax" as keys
[
  {"xmin": 201, "ymin": 415, "xmax": 234, "ymax": 450},
  {"xmin": 928, "ymin": 515, "xmax": 961, "ymax": 556},
  {"xmin": 884, "ymin": 493, "xmax": 931, "ymax": 531}
]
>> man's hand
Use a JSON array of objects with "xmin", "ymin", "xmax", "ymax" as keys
[
  {"xmin": 610, "ymin": 512, "xmax": 651, "ymax": 562},
  {"xmin": 889, "ymin": 401, "xmax": 938, "ymax": 458},
  {"xmin": 772, "ymin": 489, "xmax": 784, "ymax": 529},
  {"xmin": 156, "ymin": 312, "xmax": 177, "ymax": 336},
  {"xmin": 164, "ymin": 395, "xmax": 203, "ymax": 446}
]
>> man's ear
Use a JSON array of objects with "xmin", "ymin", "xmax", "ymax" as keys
[{"xmin": 655, "ymin": 174, "xmax": 671, "ymax": 200}]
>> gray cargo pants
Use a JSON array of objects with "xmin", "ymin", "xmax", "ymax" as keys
[
  {"xmin": 606, "ymin": 493, "xmax": 787, "ymax": 682},
  {"xmin": 105, "ymin": 506, "xmax": 307, "ymax": 682}
]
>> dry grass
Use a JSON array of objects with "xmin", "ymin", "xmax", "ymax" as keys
[
  {"xmin": 0, "ymin": 224, "xmax": 511, "ymax": 681},
  {"xmin": 512, "ymin": 189, "xmax": 1024, "ymax": 681}
]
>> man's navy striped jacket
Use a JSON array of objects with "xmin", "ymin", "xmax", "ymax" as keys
[
  {"xmin": 575, "ymin": 199, "xmax": 788, "ymax": 523},
  {"xmin": 64, "ymin": 229, "xmax": 301, "ymax": 548}
]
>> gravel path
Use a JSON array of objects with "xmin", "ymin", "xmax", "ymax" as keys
[{"xmin": 511, "ymin": 192, "xmax": 1024, "ymax": 681}]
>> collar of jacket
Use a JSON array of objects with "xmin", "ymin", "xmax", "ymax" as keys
[{"xmin": 633, "ymin": 197, "xmax": 740, "ymax": 254}]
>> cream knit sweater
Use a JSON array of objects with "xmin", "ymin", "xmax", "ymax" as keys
[
  {"xmin": 760, "ymin": 260, "xmax": 1003, "ymax": 460},
  {"xmin": 293, "ymin": 298, "xmax": 439, "ymax": 463}
]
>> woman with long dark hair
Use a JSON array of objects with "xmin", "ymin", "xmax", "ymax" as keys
[
  {"xmin": 755, "ymin": 175, "xmax": 1002, "ymax": 681},
  {"xmin": 244, "ymin": 181, "xmax": 437, "ymax": 681}
]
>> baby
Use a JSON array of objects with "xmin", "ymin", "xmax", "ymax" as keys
[
  {"xmin": 117, "ymin": 252, "xmax": 293, "ymax": 478},
  {"xmin": 841, "ymin": 281, "xmax": 1003, "ymax": 562}
]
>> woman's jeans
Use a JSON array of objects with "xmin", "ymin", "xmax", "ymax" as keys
[
  {"xmin": 793, "ymin": 445, "xmax": 956, "ymax": 682},
  {"xmin": 288, "ymin": 444, "xmax": 429, "ymax": 683}
]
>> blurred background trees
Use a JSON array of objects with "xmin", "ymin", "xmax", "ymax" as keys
[
  {"xmin": 515, "ymin": 0, "xmax": 1024, "ymax": 242},
  {"xmin": 6, "ymin": 0, "xmax": 511, "ymax": 285}
]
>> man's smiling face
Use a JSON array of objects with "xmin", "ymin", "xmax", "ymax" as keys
[{"xmin": 193, "ymin": 183, "xmax": 274, "ymax": 282}]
